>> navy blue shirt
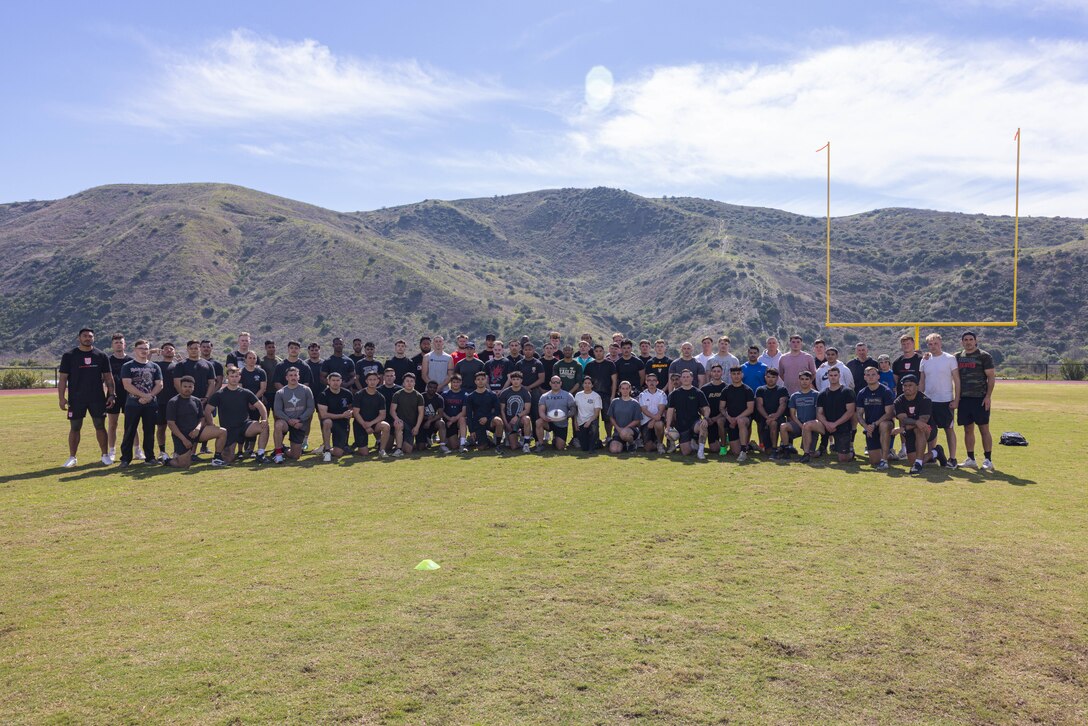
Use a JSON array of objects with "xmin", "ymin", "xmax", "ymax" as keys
[
  {"xmin": 466, "ymin": 389, "xmax": 499, "ymax": 423},
  {"xmin": 856, "ymin": 384, "xmax": 895, "ymax": 424}
]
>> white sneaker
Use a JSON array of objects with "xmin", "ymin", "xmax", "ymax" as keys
[
  {"xmin": 322, "ymin": 450, "xmax": 332, "ymax": 463},
  {"xmin": 135, "ymin": 446, "xmax": 144, "ymax": 460},
  {"xmin": 108, "ymin": 447, "xmax": 116, "ymax": 459},
  {"xmin": 391, "ymin": 448, "xmax": 404, "ymax": 458},
  {"xmin": 981, "ymin": 458, "xmax": 994, "ymax": 471},
  {"xmin": 697, "ymin": 448, "xmax": 706, "ymax": 460},
  {"xmin": 63, "ymin": 456, "xmax": 78, "ymax": 468},
  {"xmin": 158, "ymin": 451, "xmax": 170, "ymax": 463},
  {"xmin": 522, "ymin": 442, "xmax": 531, "ymax": 453},
  {"xmin": 302, "ymin": 437, "xmax": 309, "ymax": 452},
  {"xmin": 379, "ymin": 449, "xmax": 389, "ymax": 458},
  {"xmin": 273, "ymin": 453, "xmax": 284, "ymax": 464},
  {"xmin": 657, "ymin": 443, "xmax": 665, "ymax": 454},
  {"xmin": 101, "ymin": 454, "xmax": 113, "ymax": 465},
  {"xmin": 738, "ymin": 450, "xmax": 748, "ymax": 462},
  {"xmin": 440, "ymin": 444, "xmax": 451, "ymax": 453},
  {"xmin": 960, "ymin": 457, "xmax": 978, "ymax": 469}
]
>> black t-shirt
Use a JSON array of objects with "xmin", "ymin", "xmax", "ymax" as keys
[
  {"xmin": 498, "ymin": 387, "xmax": 533, "ymax": 419},
  {"xmin": 646, "ymin": 356, "xmax": 672, "ymax": 387},
  {"xmin": 166, "ymin": 394, "xmax": 204, "ymax": 434},
  {"xmin": 303, "ymin": 359, "xmax": 324, "ymax": 386},
  {"xmin": 120, "ymin": 360, "xmax": 162, "ymax": 403},
  {"xmin": 441, "ymin": 388, "xmax": 468, "ymax": 417},
  {"xmin": 391, "ymin": 388, "xmax": 425, "ymax": 427},
  {"xmin": 478, "ymin": 348, "xmax": 495, "ymax": 363},
  {"xmin": 59, "ymin": 347, "xmax": 110, "ymax": 400},
  {"xmin": 614, "ymin": 356, "xmax": 644, "ymax": 390},
  {"xmin": 667, "ymin": 386, "xmax": 710, "ymax": 430},
  {"xmin": 206, "ymin": 358, "xmax": 225, "ymax": 381},
  {"xmin": 240, "ymin": 366, "xmax": 267, "ymax": 395},
  {"xmin": 583, "ymin": 359, "xmax": 617, "ymax": 399},
  {"xmin": 755, "ymin": 385, "xmax": 790, "ymax": 419},
  {"xmin": 817, "ymin": 386, "xmax": 856, "ymax": 422},
  {"xmin": 155, "ymin": 360, "xmax": 176, "ymax": 406},
  {"xmin": 846, "ymin": 358, "xmax": 877, "ymax": 391},
  {"xmin": 409, "ymin": 353, "xmax": 426, "ymax": 385},
  {"xmin": 273, "ymin": 359, "xmax": 313, "ymax": 388},
  {"xmin": 723, "ymin": 383, "xmax": 756, "ymax": 417},
  {"xmin": 378, "ymin": 384, "xmax": 402, "ymax": 418},
  {"xmin": 422, "ymin": 392, "xmax": 443, "ymax": 420},
  {"xmin": 700, "ymin": 382, "xmax": 727, "ymax": 417},
  {"xmin": 354, "ymin": 358, "xmax": 384, "ymax": 384},
  {"xmin": 540, "ymin": 357, "xmax": 558, "ymax": 382},
  {"xmin": 317, "ymin": 387, "xmax": 354, "ymax": 416},
  {"xmin": 515, "ymin": 357, "xmax": 546, "ymax": 392},
  {"xmin": 349, "ymin": 353, "xmax": 366, "ymax": 364},
  {"xmin": 108, "ymin": 354, "xmax": 133, "ymax": 392},
  {"xmin": 173, "ymin": 358, "xmax": 216, "ymax": 397},
  {"xmin": 894, "ymin": 391, "xmax": 933, "ymax": 422},
  {"xmin": 892, "ymin": 353, "xmax": 923, "ymax": 395},
  {"xmin": 484, "ymin": 357, "xmax": 512, "ymax": 392},
  {"xmin": 384, "ymin": 356, "xmax": 416, "ymax": 386},
  {"xmin": 225, "ymin": 349, "xmax": 252, "ymax": 368},
  {"xmin": 454, "ymin": 357, "xmax": 485, "ymax": 383},
  {"xmin": 208, "ymin": 386, "xmax": 260, "ymax": 428},
  {"xmin": 321, "ymin": 355, "xmax": 357, "ymax": 385},
  {"xmin": 353, "ymin": 390, "xmax": 386, "ymax": 422}
]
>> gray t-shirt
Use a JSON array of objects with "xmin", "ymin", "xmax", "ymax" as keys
[
  {"xmin": 424, "ymin": 351, "xmax": 453, "ymax": 385},
  {"xmin": 607, "ymin": 397, "xmax": 643, "ymax": 428},
  {"xmin": 274, "ymin": 384, "xmax": 315, "ymax": 421},
  {"xmin": 538, "ymin": 390, "xmax": 576, "ymax": 422},
  {"xmin": 668, "ymin": 357, "xmax": 706, "ymax": 380}
]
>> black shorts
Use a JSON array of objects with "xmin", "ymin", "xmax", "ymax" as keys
[
  {"xmin": 155, "ymin": 402, "xmax": 171, "ymax": 425},
  {"xmin": 285, "ymin": 423, "xmax": 306, "ymax": 445},
  {"xmin": 414, "ymin": 424, "xmax": 437, "ymax": 448},
  {"xmin": 677, "ymin": 427, "xmax": 695, "ymax": 444},
  {"xmin": 957, "ymin": 396, "xmax": 990, "ymax": 427},
  {"xmin": 68, "ymin": 395, "xmax": 107, "ymax": 421},
  {"xmin": 224, "ymin": 421, "xmax": 260, "ymax": 448},
  {"xmin": 706, "ymin": 420, "xmax": 721, "ymax": 444},
  {"xmin": 863, "ymin": 423, "xmax": 889, "ymax": 451},
  {"xmin": 171, "ymin": 434, "xmax": 193, "ymax": 456},
  {"xmin": 829, "ymin": 429, "xmax": 853, "ymax": 454},
  {"xmin": 470, "ymin": 422, "xmax": 494, "ymax": 444},
  {"xmin": 931, "ymin": 401, "xmax": 954, "ymax": 429},
  {"xmin": 353, "ymin": 421, "xmax": 379, "ymax": 448},
  {"xmin": 781, "ymin": 420, "xmax": 803, "ymax": 438},
  {"xmin": 544, "ymin": 420, "xmax": 569, "ymax": 436},
  {"xmin": 105, "ymin": 390, "xmax": 127, "ymax": 415},
  {"xmin": 726, "ymin": 424, "xmax": 742, "ymax": 442},
  {"xmin": 328, "ymin": 420, "xmax": 350, "ymax": 449},
  {"xmin": 904, "ymin": 423, "xmax": 938, "ymax": 453}
]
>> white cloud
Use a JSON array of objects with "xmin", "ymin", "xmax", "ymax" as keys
[
  {"xmin": 125, "ymin": 29, "xmax": 506, "ymax": 127},
  {"xmin": 558, "ymin": 38, "xmax": 1088, "ymax": 215}
]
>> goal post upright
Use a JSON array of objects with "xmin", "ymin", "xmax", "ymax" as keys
[{"xmin": 821, "ymin": 132, "xmax": 1020, "ymax": 350}]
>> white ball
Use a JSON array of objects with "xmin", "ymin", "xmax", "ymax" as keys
[{"xmin": 548, "ymin": 409, "xmax": 567, "ymax": 422}]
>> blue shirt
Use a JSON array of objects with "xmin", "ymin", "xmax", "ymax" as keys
[
  {"xmin": 466, "ymin": 389, "xmax": 499, "ymax": 423},
  {"xmin": 878, "ymin": 370, "xmax": 896, "ymax": 393},
  {"xmin": 742, "ymin": 361, "xmax": 768, "ymax": 392},
  {"xmin": 856, "ymin": 384, "xmax": 895, "ymax": 424},
  {"xmin": 789, "ymin": 389, "xmax": 819, "ymax": 423}
]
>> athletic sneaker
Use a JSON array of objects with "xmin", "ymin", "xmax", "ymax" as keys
[
  {"xmin": 63, "ymin": 456, "xmax": 78, "ymax": 468},
  {"xmin": 323, "ymin": 450, "xmax": 332, "ymax": 463},
  {"xmin": 898, "ymin": 445, "xmax": 907, "ymax": 459},
  {"xmin": 379, "ymin": 449, "xmax": 389, "ymax": 459},
  {"xmin": 302, "ymin": 438, "xmax": 309, "ymax": 452},
  {"xmin": 657, "ymin": 443, "xmax": 665, "ymax": 454},
  {"xmin": 273, "ymin": 453, "xmax": 284, "ymax": 464},
  {"xmin": 534, "ymin": 443, "xmax": 546, "ymax": 453},
  {"xmin": 910, "ymin": 460, "xmax": 924, "ymax": 475},
  {"xmin": 876, "ymin": 459, "xmax": 889, "ymax": 471},
  {"xmin": 117, "ymin": 461, "xmax": 130, "ymax": 468},
  {"xmin": 158, "ymin": 451, "xmax": 170, "ymax": 463},
  {"xmin": 959, "ymin": 457, "xmax": 978, "ymax": 469},
  {"xmin": 946, "ymin": 457, "xmax": 958, "ymax": 469},
  {"xmin": 391, "ymin": 448, "xmax": 404, "ymax": 458},
  {"xmin": 211, "ymin": 456, "xmax": 226, "ymax": 467},
  {"xmin": 981, "ymin": 458, "xmax": 994, "ymax": 471},
  {"xmin": 101, "ymin": 454, "xmax": 112, "ymax": 466},
  {"xmin": 522, "ymin": 442, "xmax": 531, "ymax": 453},
  {"xmin": 933, "ymin": 445, "xmax": 948, "ymax": 468},
  {"xmin": 254, "ymin": 453, "xmax": 267, "ymax": 465},
  {"xmin": 697, "ymin": 448, "xmax": 706, "ymax": 460},
  {"xmin": 799, "ymin": 453, "xmax": 811, "ymax": 464},
  {"xmin": 737, "ymin": 450, "xmax": 748, "ymax": 462},
  {"xmin": 440, "ymin": 444, "xmax": 451, "ymax": 454},
  {"xmin": 107, "ymin": 447, "xmax": 115, "ymax": 459}
]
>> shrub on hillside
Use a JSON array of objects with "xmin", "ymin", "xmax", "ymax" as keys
[
  {"xmin": 1060, "ymin": 360, "xmax": 1086, "ymax": 381},
  {"xmin": 1, "ymin": 369, "xmax": 41, "ymax": 389}
]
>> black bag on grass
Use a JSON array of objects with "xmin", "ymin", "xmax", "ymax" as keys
[{"xmin": 999, "ymin": 431, "xmax": 1028, "ymax": 446}]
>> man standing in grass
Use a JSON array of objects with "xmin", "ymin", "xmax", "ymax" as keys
[
  {"xmin": 422, "ymin": 335, "xmax": 453, "ymax": 391},
  {"xmin": 741, "ymin": 346, "xmax": 767, "ymax": 393},
  {"xmin": 105, "ymin": 333, "xmax": 133, "ymax": 463},
  {"xmin": 353, "ymin": 342, "xmax": 384, "ymax": 388},
  {"xmin": 758, "ymin": 336, "xmax": 782, "ymax": 370},
  {"xmin": 555, "ymin": 345, "xmax": 584, "ymax": 394},
  {"xmin": 669, "ymin": 342, "xmax": 707, "ymax": 388},
  {"xmin": 225, "ymin": 331, "xmax": 253, "ymax": 368},
  {"xmin": 708, "ymin": 336, "xmax": 740, "ymax": 377},
  {"xmin": 646, "ymin": 339, "xmax": 672, "ymax": 391},
  {"xmin": 919, "ymin": 332, "xmax": 960, "ymax": 469},
  {"xmin": 777, "ymin": 334, "xmax": 818, "ymax": 395},
  {"xmin": 154, "ymin": 342, "xmax": 178, "ymax": 463},
  {"xmin": 260, "ymin": 340, "xmax": 281, "ymax": 412},
  {"xmin": 320, "ymin": 337, "xmax": 357, "ymax": 390},
  {"xmin": 117, "ymin": 339, "xmax": 163, "ymax": 467},
  {"xmin": 384, "ymin": 339, "xmax": 415, "ymax": 386},
  {"xmin": 955, "ymin": 331, "xmax": 996, "ymax": 471},
  {"xmin": 273, "ymin": 341, "xmax": 314, "ymax": 391}
]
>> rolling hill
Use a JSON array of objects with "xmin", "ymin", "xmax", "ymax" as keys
[{"xmin": 1, "ymin": 183, "xmax": 1085, "ymax": 366}]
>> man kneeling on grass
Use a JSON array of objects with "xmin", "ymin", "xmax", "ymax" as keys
[
  {"xmin": 165, "ymin": 376, "xmax": 227, "ymax": 468},
  {"xmin": 317, "ymin": 372, "xmax": 354, "ymax": 462},
  {"xmin": 894, "ymin": 374, "xmax": 948, "ymax": 475},
  {"xmin": 273, "ymin": 367, "xmax": 315, "ymax": 464},
  {"xmin": 206, "ymin": 365, "xmax": 269, "ymax": 464}
]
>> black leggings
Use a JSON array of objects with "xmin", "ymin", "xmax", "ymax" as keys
[
  {"xmin": 121, "ymin": 405, "xmax": 157, "ymax": 462},
  {"xmin": 576, "ymin": 422, "xmax": 598, "ymax": 452}
]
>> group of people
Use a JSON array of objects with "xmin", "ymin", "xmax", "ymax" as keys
[{"xmin": 57, "ymin": 327, "xmax": 998, "ymax": 474}]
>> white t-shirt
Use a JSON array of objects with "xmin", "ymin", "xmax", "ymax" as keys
[
  {"xmin": 573, "ymin": 391, "xmax": 603, "ymax": 425},
  {"xmin": 758, "ymin": 350, "xmax": 783, "ymax": 370},
  {"xmin": 637, "ymin": 388, "xmax": 669, "ymax": 425},
  {"xmin": 695, "ymin": 352, "xmax": 715, "ymax": 369},
  {"xmin": 815, "ymin": 361, "xmax": 854, "ymax": 392},
  {"xmin": 920, "ymin": 351, "xmax": 958, "ymax": 403},
  {"xmin": 707, "ymin": 353, "xmax": 740, "ymax": 374}
]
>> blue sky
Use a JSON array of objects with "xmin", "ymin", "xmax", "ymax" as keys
[{"xmin": 3, "ymin": 1, "xmax": 1087, "ymax": 216}]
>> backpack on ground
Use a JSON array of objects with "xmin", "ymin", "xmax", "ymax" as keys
[{"xmin": 999, "ymin": 431, "xmax": 1028, "ymax": 446}]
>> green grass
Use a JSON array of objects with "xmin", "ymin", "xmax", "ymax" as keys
[{"xmin": 2, "ymin": 383, "xmax": 1086, "ymax": 724}]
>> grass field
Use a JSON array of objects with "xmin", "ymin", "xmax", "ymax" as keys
[{"xmin": 2, "ymin": 383, "xmax": 1086, "ymax": 724}]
